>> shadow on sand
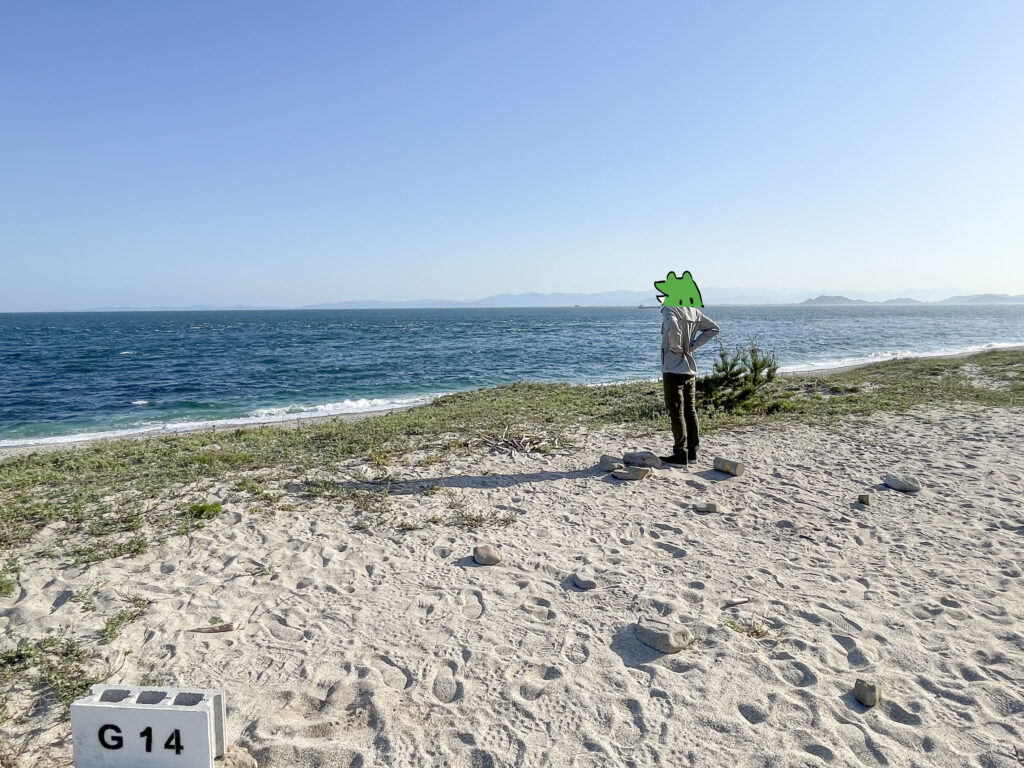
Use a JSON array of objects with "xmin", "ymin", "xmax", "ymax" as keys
[{"xmin": 328, "ymin": 465, "xmax": 612, "ymax": 496}]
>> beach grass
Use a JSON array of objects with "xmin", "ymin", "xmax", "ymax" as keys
[{"xmin": 1, "ymin": 349, "xmax": 1021, "ymax": 566}]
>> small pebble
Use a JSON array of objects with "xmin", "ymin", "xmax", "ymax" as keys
[
  {"xmin": 473, "ymin": 544, "xmax": 502, "ymax": 566},
  {"xmin": 634, "ymin": 618, "xmax": 695, "ymax": 654},
  {"xmin": 857, "ymin": 493, "xmax": 872, "ymax": 506},
  {"xmin": 723, "ymin": 597, "xmax": 749, "ymax": 608},
  {"xmin": 599, "ymin": 454, "xmax": 625, "ymax": 472},
  {"xmin": 694, "ymin": 502, "xmax": 719, "ymax": 514},
  {"xmin": 612, "ymin": 466, "xmax": 652, "ymax": 481},
  {"xmin": 854, "ymin": 678, "xmax": 881, "ymax": 707},
  {"xmin": 573, "ymin": 568, "xmax": 598, "ymax": 590}
]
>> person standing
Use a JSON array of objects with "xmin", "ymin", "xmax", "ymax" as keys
[{"xmin": 659, "ymin": 303, "xmax": 719, "ymax": 466}]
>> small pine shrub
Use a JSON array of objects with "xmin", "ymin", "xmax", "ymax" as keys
[{"xmin": 699, "ymin": 338, "xmax": 779, "ymax": 414}]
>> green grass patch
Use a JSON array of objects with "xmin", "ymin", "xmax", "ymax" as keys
[
  {"xmin": 98, "ymin": 596, "xmax": 151, "ymax": 645},
  {"xmin": 0, "ymin": 632, "xmax": 100, "ymax": 724},
  {"xmin": 0, "ymin": 558, "xmax": 20, "ymax": 599}
]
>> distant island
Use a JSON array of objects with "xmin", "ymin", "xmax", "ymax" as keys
[
  {"xmin": 800, "ymin": 295, "xmax": 921, "ymax": 306},
  {"xmin": 800, "ymin": 294, "xmax": 1024, "ymax": 306}
]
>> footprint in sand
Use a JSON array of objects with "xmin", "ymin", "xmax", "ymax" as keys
[
  {"xmin": 459, "ymin": 589, "xmax": 485, "ymax": 620},
  {"xmin": 909, "ymin": 603, "xmax": 944, "ymax": 620},
  {"xmin": 562, "ymin": 634, "xmax": 591, "ymax": 665},
  {"xmin": 878, "ymin": 699, "xmax": 922, "ymax": 726},
  {"xmin": 371, "ymin": 655, "xmax": 412, "ymax": 691},
  {"xmin": 517, "ymin": 664, "xmax": 563, "ymax": 702},
  {"xmin": 611, "ymin": 698, "xmax": 647, "ymax": 750},
  {"xmin": 774, "ymin": 657, "xmax": 818, "ymax": 688},
  {"xmin": 264, "ymin": 614, "xmax": 304, "ymax": 643},
  {"xmin": 832, "ymin": 635, "xmax": 871, "ymax": 668},
  {"xmin": 520, "ymin": 596, "xmax": 556, "ymax": 622},
  {"xmin": 654, "ymin": 542, "xmax": 687, "ymax": 559},
  {"xmin": 738, "ymin": 703, "xmax": 767, "ymax": 725},
  {"xmin": 431, "ymin": 662, "xmax": 462, "ymax": 704},
  {"xmin": 410, "ymin": 592, "xmax": 442, "ymax": 622},
  {"xmin": 802, "ymin": 743, "xmax": 835, "ymax": 761}
]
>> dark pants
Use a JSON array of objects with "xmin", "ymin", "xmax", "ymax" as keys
[{"xmin": 663, "ymin": 372, "xmax": 699, "ymax": 457}]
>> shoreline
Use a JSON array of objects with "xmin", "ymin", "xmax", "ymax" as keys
[
  {"xmin": 779, "ymin": 343, "xmax": 1024, "ymax": 376},
  {"xmin": 2, "ymin": 345, "xmax": 1022, "ymax": 459}
]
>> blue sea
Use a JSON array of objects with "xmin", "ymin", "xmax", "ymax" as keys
[{"xmin": 2, "ymin": 305, "xmax": 1023, "ymax": 447}]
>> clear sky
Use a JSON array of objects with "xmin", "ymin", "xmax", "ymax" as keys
[{"xmin": 2, "ymin": 1, "xmax": 1022, "ymax": 310}]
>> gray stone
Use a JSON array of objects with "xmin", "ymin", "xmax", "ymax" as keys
[
  {"xmin": 222, "ymin": 746, "xmax": 259, "ymax": 768},
  {"xmin": 634, "ymin": 618, "xmax": 695, "ymax": 653},
  {"xmin": 473, "ymin": 544, "xmax": 502, "ymax": 566},
  {"xmin": 623, "ymin": 451, "xmax": 663, "ymax": 468},
  {"xmin": 694, "ymin": 502, "xmax": 719, "ymax": 514},
  {"xmin": 884, "ymin": 474, "xmax": 921, "ymax": 493},
  {"xmin": 573, "ymin": 568, "xmax": 598, "ymax": 590},
  {"xmin": 713, "ymin": 457, "xmax": 745, "ymax": 476},
  {"xmin": 612, "ymin": 466, "xmax": 653, "ymax": 481},
  {"xmin": 857, "ymin": 493, "xmax": 872, "ymax": 506},
  {"xmin": 599, "ymin": 454, "xmax": 625, "ymax": 472},
  {"xmin": 854, "ymin": 678, "xmax": 881, "ymax": 707}
]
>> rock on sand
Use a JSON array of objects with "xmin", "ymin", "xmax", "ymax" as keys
[
  {"xmin": 623, "ymin": 451, "xmax": 663, "ymax": 468},
  {"xmin": 854, "ymin": 678, "xmax": 882, "ymax": 707},
  {"xmin": 599, "ymin": 455, "xmax": 625, "ymax": 471},
  {"xmin": 573, "ymin": 567, "xmax": 598, "ymax": 590},
  {"xmin": 884, "ymin": 474, "xmax": 921, "ymax": 493},
  {"xmin": 473, "ymin": 545, "xmax": 502, "ymax": 566},
  {"xmin": 634, "ymin": 618, "xmax": 695, "ymax": 653},
  {"xmin": 612, "ymin": 466, "xmax": 653, "ymax": 481}
]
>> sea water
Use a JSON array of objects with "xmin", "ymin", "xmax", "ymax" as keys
[{"xmin": 2, "ymin": 305, "xmax": 1022, "ymax": 446}]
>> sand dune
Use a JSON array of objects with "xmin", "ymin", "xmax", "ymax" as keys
[{"xmin": 2, "ymin": 406, "xmax": 1023, "ymax": 767}]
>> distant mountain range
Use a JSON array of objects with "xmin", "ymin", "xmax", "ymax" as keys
[
  {"xmin": 800, "ymin": 293, "xmax": 1024, "ymax": 306},
  {"xmin": 68, "ymin": 290, "xmax": 1024, "ymax": 312},
  {"xmin": 305, "ymin": 290, "xmax": 654, "ymax": 309}
]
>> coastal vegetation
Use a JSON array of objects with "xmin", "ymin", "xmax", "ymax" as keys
[{"xmin": 1, "ymin": 349, "xmax": 1021, "ymax": 563}]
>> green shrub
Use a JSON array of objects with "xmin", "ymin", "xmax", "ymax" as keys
[
  {"xmin": 185, "ymin": 502, "xmax": 221, "ymax": 521},
  {"xmin": 699, "ymin": 338, "xmax": 779, "ymax": 414}
]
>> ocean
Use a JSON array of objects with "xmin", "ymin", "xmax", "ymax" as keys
[{"xmin": 2, "ymin": 305, "xmax": 1022, "ymax": 447}]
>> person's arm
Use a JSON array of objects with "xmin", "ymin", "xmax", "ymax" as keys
[{"xmin": 690, "ymin": 312, "xmax": 720, "ymax": 351}]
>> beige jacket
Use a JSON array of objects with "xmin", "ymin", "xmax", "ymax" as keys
[{"xmin": 661, "ymin": 306, "xmax": 720, "ymax": 375}]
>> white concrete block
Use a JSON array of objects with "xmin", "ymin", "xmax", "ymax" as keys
[{"xmin": 71, "ymin": 684, "xmax": 225, "ymax": 768}]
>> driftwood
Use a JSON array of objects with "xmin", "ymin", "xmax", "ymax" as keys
[
  {"xmin": 186, "ymin": 622, "xmax": 236, "ymax": 634},
  {"xmin": 471, "ymin": 425, "xmax": 557, "ymax": 456}
]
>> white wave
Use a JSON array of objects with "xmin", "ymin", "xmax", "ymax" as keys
[
  {"xmin": 585, "ymin": 377, "xmax": 660, "ymax": 387},
  {"xmin": 0, "ymin": 393, "xmax": 447, "ymax": 450},
  {"xmin": 119, "ymin": 350, "xmax": 134, "ymax": 355},
  {"xmin": 249, "ymin": 395, "xmax": 437, "ymax": 418},
  {"xmin": 778, "ymin": 341, "xmax": 1024, "ymax": 373},
  {"xmin": 130, "ymin": 400, "xmax": 149, "ymax": 405}
]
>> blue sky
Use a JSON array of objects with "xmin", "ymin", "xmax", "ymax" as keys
[{"xmin": 2, "ymin": 1, "xmax": 1022, "ymax": 310}]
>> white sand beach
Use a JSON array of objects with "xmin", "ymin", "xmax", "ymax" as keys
[{"xmin": 2, "ymin": 404, "xmax": 1022, "ymax": 767}]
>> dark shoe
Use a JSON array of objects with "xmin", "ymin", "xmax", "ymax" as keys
[
  {"xmin": 687, "ymin": 449, "xmax": 699, "ymax": 464},
  {"xmin": 659, "ymin": 454, "xmax": 688, "ymax": 466}
]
